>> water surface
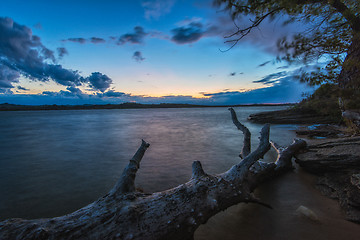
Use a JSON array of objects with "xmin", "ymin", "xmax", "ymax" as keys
[{"xmin": 0, "ymin": 106, "xmax": 359, "ymax": 239}]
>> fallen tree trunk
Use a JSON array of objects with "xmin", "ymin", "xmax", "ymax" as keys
[{"xmin": 0, "ymin": 108, "xmax": 306, "ymax": 240}]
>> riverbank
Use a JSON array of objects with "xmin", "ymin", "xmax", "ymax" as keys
[
  {"xmin": 295, "ymin": 132, "xmax": 360, "ymax": 223},
  {"xmin": 0, "ymin": 102, "xmax": 293, "ymax": 111},
  {"xmin": 248, "ymin": 108, "xmax": 340, "ymax": 124},
  {"xmin": 248, "ymin": 108, "xmax": 360, "ymax": 223}
]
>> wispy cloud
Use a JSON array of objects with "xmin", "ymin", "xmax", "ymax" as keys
[
  {"xmin": 202, "ymin": 75, "xmax": 314, "ymax": 105},
  {"xmin": 141, "ymin": 0, "xmax": 177, "ymax": 20},
  {"xmin": 63, "ymin": 37, "xmax": 106, "ymax": 44},
  {"xmin": 258, "ymin": 61, "xmax": 271, "ymax": 67},
  {"xmin": 57, "ymin": 47, "xmax": 68, "ymax": 58},
  {"xmin": 253, "ymin": 71, "xmax": 287, "ymax": 85},
  {"xmin": 90, "ymin": 37, "xmax": 106, "ymax": 44},
  {"xmin": 66, "ymin": 37, "xmax": 87, "ymax": 44}
]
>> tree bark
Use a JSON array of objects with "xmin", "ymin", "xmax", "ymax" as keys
[
  {"xmin": 338, "ymin": 32, "xmax": 360, "ymax": 90},
  {"xmin": 0, "ymin": 108, "xmax": 306, "ymax": 240}
]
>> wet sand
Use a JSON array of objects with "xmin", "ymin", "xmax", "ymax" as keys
[{"xmin": 196, "ymin": 167, "xmax": 360, "ymax": 240}]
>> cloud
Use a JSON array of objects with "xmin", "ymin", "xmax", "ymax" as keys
[
  {"xmin": 215, "ymin": 14, "xmax": 304, "ymax": 55},
  {"xmin": 118, "ymin": 26, "xmax": 147, "ymax": 45},
  {"xmin": 63, "ymin": 37, "xmax": 106, "ymax": 44},
  {"xmin": 46, "ymin": 64, "xmax": 83, "ymax": 86},
  {"xmin": 229, "ymin": 72, "xmax": 236, "ymax": 76},
  {"xmin": 86, "ymin": 72, "xmax": 112, "ymax": 92},
  {"xmin": 171, "ymin": 22, "xmax": 204, "ymax": 44},
  {"xmin": 97, "ymin": 90, "xmax": 126, "ymax": 98},
  {"xmin": 0, "ymin": 71, "xmax": 314, "ymax": 106},
  {"xmin": 57, "ymin": 47, "xmax": 68, "ymax": 58},
  {"xmin": 90, "ymin": 37, "xmax": 106, "ymax": 44},
  {"xmin": 66, "ymin": 86, "xmax": 83, "ymax": 94},
  {"xmin": 0, "ymin": 88, "xmax": 13, "ymax": 94},
  {"xmin": 17, "ymin": 86, "xmax": 29, "ymax": 91},
  {"xmin": 253, "ymin": 71, "xmax": 287, "ymax": 85},
  {"xmin": 0, "ymin": 17, "xmax": 113, "ymax": 93},
  {"xmin": 0, "ymin": 65, "xmax": 20, "ymax": 88},
  {"xmin": 133, "ymin": 51, "xmax": 145, "ymax": 62},
  {"xmin": 66, "ymin": 38, "xmax": 87, "ymax": 44},
  {"xmin": 258, "ymin": 61, "xmax": 271, "ymax": 67},
  {"xmin": 169, "ymin": 17, "xmax": 230, "ymax": 45},
  {"xmin": 141, "ymin": 0, "xmax": 176, "ymax": 20},
  {"xmin": 203, "ymin": 77, "xmax": 314, "ymax": 105}
]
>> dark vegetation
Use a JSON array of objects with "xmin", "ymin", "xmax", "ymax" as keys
[{"xmin": 216, "ymin": 0, "xmax": 360, "ymax": 127}]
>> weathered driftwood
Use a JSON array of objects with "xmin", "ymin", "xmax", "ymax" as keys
[{"xmin": 0, "ymin": 108, "xmax": 306, "ymax": 240}]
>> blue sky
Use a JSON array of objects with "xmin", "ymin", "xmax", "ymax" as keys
[{"xmin": 0, "ymin": 0, "xmax": 314, "ymax": 105}]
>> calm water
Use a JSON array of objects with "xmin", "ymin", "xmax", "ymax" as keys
[{"xmin": 1, "ymin": 106, "xmax": 359, "ymax": 239}]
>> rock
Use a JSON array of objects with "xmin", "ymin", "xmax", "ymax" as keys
[
  {"xmin": 296, "ymin": 205, "xmax": 320, "ymax": 222},
  {"xmin": 295, "ymin": 137, "xmax": 360, "ymax": 173},
  {"xmin": 296, "ymin": 124, "xmax": 349, "ymax": 139}
]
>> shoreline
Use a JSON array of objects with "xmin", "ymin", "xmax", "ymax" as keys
[
  {"xmin": 0, "ymin": 102, "xmax": 294, "ymax": 111},
  {"xmin": 248, "ymin": 108, "xmax": 360, "ymax": 223}
]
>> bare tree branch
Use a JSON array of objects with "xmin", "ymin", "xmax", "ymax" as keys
[{"xmin": 228, "ymin": 107, "xmax": 251, "ymax": 158}]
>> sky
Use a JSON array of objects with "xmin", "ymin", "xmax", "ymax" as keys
[{"xmin": 0, "ymin": 0, "xmax": 315, "ymax": 105}]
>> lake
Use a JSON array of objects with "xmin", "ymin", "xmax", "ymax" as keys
[{"xmin": 1, "ymin": 106, "xmax": 359, "ymax": 239}]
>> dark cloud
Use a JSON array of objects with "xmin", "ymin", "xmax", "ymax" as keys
[
  {"xmin": 277, "ymin": 65, "xmax": 289, "ymax": 69},
  {"xmin": 0, "ymin": 88, "xmax": 13, "ymax": 94},
  {"xmin": 133, "ymin": 51, "xmax": 145, "ymax": 62},
  {"xmin": 0, "ymin": 17, "xmax": 80, "ymax": 86},
  {"xmin": 57, "ymin": 47, "xmax": 68, "ymax": 58},
  {"xmin": 258, "ymin": 61, "xmax": 271, "ymax": 67},
  {"xmin": 0, "ymin": 17, "xmax": 112, "ymax": 93},
  {"xmin": 46, "ymin": 65, "xmax": 83, "ymax": 86},
  {"xmin": 171, "ymin": 22, "xmax": 204, "ymax": 44},
  {"xmin": 141, "ymin": 0, "xmax": 176, "ymax": 20},
  {"xmin": 203, "ymin": 75, "xmax": 314, "ymax": 105},
  {"xmin": 63, "ymin": 37, "xmax": 106, "ymax": 44},
  {"xmin": 118, "ymin": 26, "xmax": 147, "ymax": 45},
  {"xmin": 0, "ymin": 65, "xmax": 20, "ymax": 88},
  {"xmin": 17, "ymin": 86, "xmax": 29, "ymax": 91},
  {"xmin": 253, "ymin": 71, "xmax": 287, "ymax": 85},
  {"xmin": 90, "ymin": 37, "xmax": 106, "ymax": 44},
  {"xmin": 66, "ymin": 38, "xmax": 87, "ymax": 44},
  {"xmin": 0, "ymin": 17, "xmax": 54, "ymax": 64},
  {"xmin": 66, "ymin": 86, "xmax": 83, "ymax": 94},
  {"xmin": 86, "ymin": 72, "xmax": 112, "ymax": 92},
  {"xmin": 42, "ymin": 86, "xmax": 84, "ymax": 98},
  {"xmin": 98, "ymin": 90, "xmax": 125, "ymax": 98},
  {"xmin": 229, "ymin": 72, "xmax": 236, "ymax": 76}
]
